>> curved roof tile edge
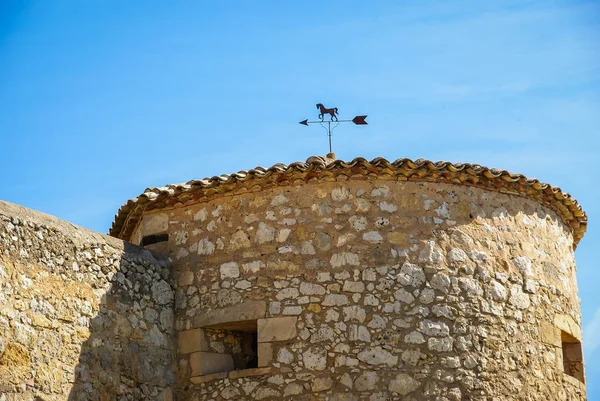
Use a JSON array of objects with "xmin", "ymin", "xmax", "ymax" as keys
[{"xmin": 109, "ymin": 156, "xmax": 587, "ymax": 246}]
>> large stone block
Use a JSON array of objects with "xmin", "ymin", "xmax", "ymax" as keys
[
  {"xmin": 539, "ymin": 321, "xmax": 560, "ymax": 347},
  {"xmin": 193, "ymin": 300, "xmax": 266, "ymax": 329},
  {"xmin": 258, "ymin": 342, "xmax": 273, "ymax": 367},
  {"xmin": 189, "ymin": 351, "xmax": 234, "ymax": 376},
  {"xmin": 554, "ymin": 314, "xmax": 582, "ymax": 341},
  {"xmin": 140, "ymin": 212, "xmax": 168, "ymax": 236},
  {"xmin": 178, "ymin": 328, "xmax": 208, "ymax": 354},
  {"xmin": 258, "ymin": 317, "xmax": 298, "ymax": 343}
]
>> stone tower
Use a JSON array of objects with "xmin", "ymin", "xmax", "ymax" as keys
[{"xmin": 108, "ymin": 155, "xmax": 588, "ymax": 401}]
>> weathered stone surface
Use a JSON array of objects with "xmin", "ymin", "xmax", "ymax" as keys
[
  {"xmin": 312, "ymin": 376, "xmax": 333, "ymax": 392},
  {"xmin": 277, "ymin": 347, "xmax": 294, "ymax": 364},
  {"xmin": 355, "ymin": 371, "xmax": 379, "ymax": 391},
  {"xmin": 401, "ymin": 349, "xmax": 421, "ymax": 365},
  {"xmin": 284, "ymin": 382, "xmax": 303, "ymax": 396},
  {"xmin": 488, "ymin": 280, "xmax": 508, "ymax": 301},
  {"xmin": 323, "ymin": 294, "xmax": 349, "ymax": 306},
  {"xmin": 447, "ymin": 247, "xmax": 466, "ymax": 264},
  {"xmin": 300, "ymin": 282, "xmax": 326, "ymax": 295},
  {"xmin": 419, "ymin": 320, "xmax": 450, "ymax": 337},
  {"xmin": 512, "ymin": 256, "xmax": 533, "ymax": 277},
  {"xmin": 343, "ymin": 280, "xmax": 365, "ymax": 293},
  {"xmin": 152, "ymin": 280, "xmax": 173, "ymax": 305},
  {"xmin": 508, "ymin": 285, "xmax": 531, "ymax": 309},
  {"xmin": 255, "ymin": 387, "xmax": 280, "ymax": 399},
  {"xmin": 276, "ymin": 287, "xmax": 299, "ymax": 300},
  {"xmin": 229, "ymin": 229, "xmax": 251, "ymax": 250},
  {"xmin": 315, "ymin": 232, "xmax": 332, "ymax": 250},
  {"xmin": 363, "ymin": 231, "xmax": 383, "ymax": 243},
  {"xmin": 343, "ymin": 306, "xmax": 366, "ymax": 322},
  {"xmin": 430, "ymin": 272, "xmax": 451, "ymax": 292},
  {"xmin": 397, "ymin": 262, "xmax": 426, "ymax": 287},
  {"xmin": 404, "ymin": 331, "xmax": 426, "ymax": 344},
  {"xmin": 379, "ymin": 201, "xmax": 397, "ymax": 212},
  {"xmin": 388, "ymin": 373, "xmax": 420, "ymax": 395},
  {"xmin": 330, "ymin": 252, "xmax": 360, "ymax": 268},
  {"xmin": 219, "ymin": 262, "xmax": 240, "ymax": 279},
  {"xmin": 256, "ymin": 222, "xmax": 275, "ymax": 243},
  {"xmin": 198, "ymin": 237, "xmax": 216, "ymax": 255},
  {"xmin": 394, "ymin": 288, "xmax": 415, "ymax": 304},
  {"xmin": 303, "ymin": 347, "xmax": 327, "ymax": 370},
  {"xmin": 349, "ymin": 325, "xmax": 371, "ymax": 342},
  {"xmin": 428, "ymin": 337, "xmax": 453, "ymax": 352},
  {"xmin": 418, "ymin": 241, "xmax": 443, "ymax": 266},
  {"xmin": 357, "ymin": 347, "xmax": 398, "ymax": 366},
  {"xmin": 0, "ymin": 201, "xmax": 177, "ymax": 399},
  {"xmin": 220, "ymin": 386, "xmax": 240, "ymax": 399}
]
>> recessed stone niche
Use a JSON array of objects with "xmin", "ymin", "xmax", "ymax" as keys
[{"xmin": 178, "ymin": 300, "xmax": 298, "ymax": 382}]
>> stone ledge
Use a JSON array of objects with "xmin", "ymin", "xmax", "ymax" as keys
[
  {"xmin": 189, "ymin": 367, "xmax": 273, "ymax": 385},
  {"xmin": 190, "ymin": 372, "xmax": 228, "ymax": 384},
  {"xmin": 562, "ymin": 373, "xmax": 586, "ymax": 391},
  {"xmin": 228, "ymin": 367, "xmax": 273, "ymax": 380}
]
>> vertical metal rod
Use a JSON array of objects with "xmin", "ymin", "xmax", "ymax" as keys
[{"xmin": 328, "ymin": 121, "xmax": 332, "ymax": 153}]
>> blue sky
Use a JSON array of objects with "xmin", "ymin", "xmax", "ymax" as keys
[{"xmin": 1, "ymin": 0, "xmax": 599, "ymax": 395}]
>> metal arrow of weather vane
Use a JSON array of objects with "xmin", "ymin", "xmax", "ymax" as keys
[{"xmin": 299, "ymin": 103, "xmax": 368, "ymax": 154}]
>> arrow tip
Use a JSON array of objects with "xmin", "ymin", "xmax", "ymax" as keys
[
  {"xmin": 352, "ymin": 115, "xmax": 368, "ymax": 125},
  {"xmin": 299, "ymin": 119, "xmax": 308, "ymax": 126}
]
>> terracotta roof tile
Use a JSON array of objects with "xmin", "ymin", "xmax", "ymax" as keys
[{"xmin": 109, "ymin": 156, "xmax": 587, "ymax": 246}]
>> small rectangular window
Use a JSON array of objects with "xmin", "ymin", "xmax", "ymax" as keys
[
  {"xmin": 141, "ymin": 233, "xmax": 169, "ymax": 246},
  {"xmin": 192, "ymin": 321, "xmax": 258, "ymax": 377},
  {"xmin": 562, "ymin": 331, "xmax": 585, "ymax": 383}
]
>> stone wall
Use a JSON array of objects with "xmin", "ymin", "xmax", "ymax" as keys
[
  {"xmin": 133, "ymin": 180, "xmax": 587, "ymax": 400},
  {"xmin": 0, "ymin": 201, "xmax": 175, "ymax": 400}
]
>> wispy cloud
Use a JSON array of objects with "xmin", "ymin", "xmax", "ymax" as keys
[{"xmin": 584, "ymin": 308, "xmax": 600, "ymax": 359}]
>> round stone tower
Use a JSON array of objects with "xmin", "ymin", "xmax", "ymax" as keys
[{"xmin": 111, "ymin": 155, "xmax": 588, "ymax": 401}]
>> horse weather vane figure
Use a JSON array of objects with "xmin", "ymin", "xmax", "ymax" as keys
[{"xmin": 299, "ymin": 103, "xmax": 367, "ymax": 155}]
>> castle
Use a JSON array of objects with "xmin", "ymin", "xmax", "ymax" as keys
[{"xmin": 0, "ymin": 155, "xmax": 588, "ymax": 400}]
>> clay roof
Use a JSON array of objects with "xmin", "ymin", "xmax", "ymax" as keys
[{"xmin": 109, "ymin": 156, "xmax": 587, "ymax": 246}]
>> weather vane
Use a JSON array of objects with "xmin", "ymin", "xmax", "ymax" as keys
[{"xmin": 299, "ymin": 103, "xmax": 368, "ymax": 154}]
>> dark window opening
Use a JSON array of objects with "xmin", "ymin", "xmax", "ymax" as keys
[
  {"xmin": 562, "ymin": 331, "xmax": 585, "ymax": 383},
  {"xmin": 233, "ymin": 330, "xmax": 258, "ymax": 370},
  {"xmin": 202, "ymin": 321, "xmax": 258, "ymax": 374},
  {"xmin": 141, "ymin": 233, "xmax": 169, "ymax": 246}
]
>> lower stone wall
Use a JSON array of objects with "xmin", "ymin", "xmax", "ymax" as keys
[{"xmin": 0, "ymin": 201, "xmax": 175, "ymax": 400}]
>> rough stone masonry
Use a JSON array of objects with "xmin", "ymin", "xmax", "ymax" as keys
[
  {"xmin": 0, "ymin": 155, "xmax": 589, "ymax": 400},
  {"xmin": 0, "ymin": 201, "xmax": 176, "ymax": 400}
]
